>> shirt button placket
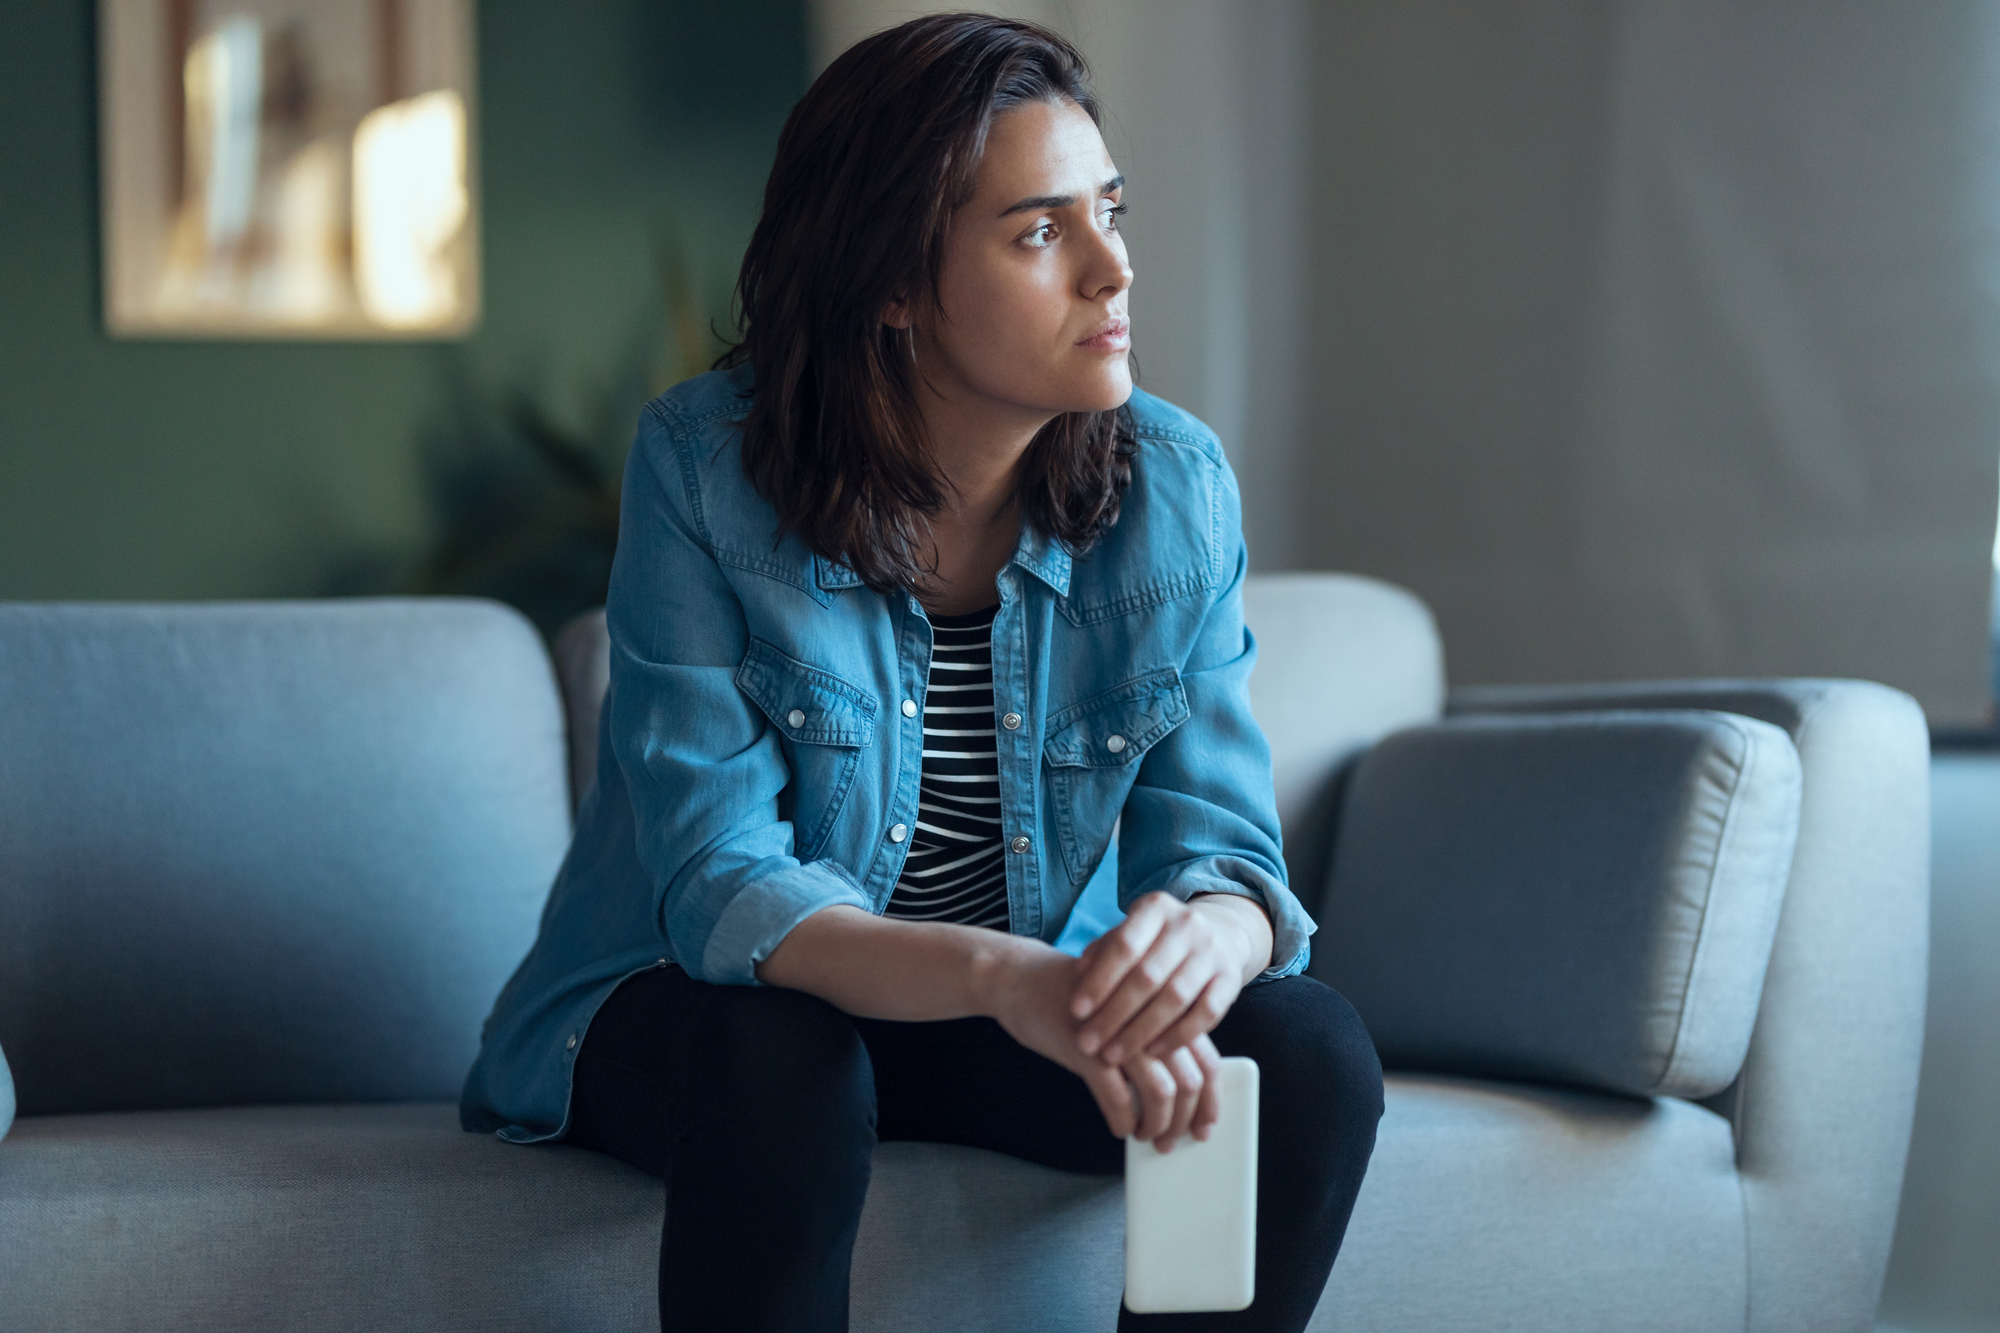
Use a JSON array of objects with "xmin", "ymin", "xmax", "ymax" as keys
[{"xmin": 889, "ymin": 597, "xmax": 927, "ymax": 891}]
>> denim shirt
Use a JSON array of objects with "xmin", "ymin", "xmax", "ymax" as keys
[{"xmin": 461, "ymin": 366, "xmax": 1311, "ymax": 1143}]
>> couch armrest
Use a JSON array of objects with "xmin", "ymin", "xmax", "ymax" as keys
[
  {"xmin": 1448, "ymin": 680, "xmax": 1929, "ymax": 1333},
  {"xmin": 1315, "ymin": 710, "xmax": 1801, "ymax": 1101}
]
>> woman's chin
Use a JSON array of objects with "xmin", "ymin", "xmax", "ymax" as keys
[{"xmin": 1067, "ymin": 362, "xmax": 1134, "ymax": 413}]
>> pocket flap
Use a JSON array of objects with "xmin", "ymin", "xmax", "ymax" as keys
[
  {"xmin": 735, "ymin": 639, "xmax": 877, "ymax": 748},
  {"xmin": 1043, "ymin": 667, "xmax": 1189, "ymax": 768}
]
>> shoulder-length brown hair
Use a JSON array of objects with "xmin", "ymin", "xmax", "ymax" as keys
[{"xmin": 718, "ymin": 13, "xmax": 1136, "ymax": 593}]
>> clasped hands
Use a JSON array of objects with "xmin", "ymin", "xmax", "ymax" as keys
[{"xmin": 988, "ymin": 891, "xmax": 1272, "ymax": 1152}]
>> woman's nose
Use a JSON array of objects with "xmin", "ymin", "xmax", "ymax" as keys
[{"xmin": 1081, "ymin": 234, "xmax": 1132, "ymax": 301}]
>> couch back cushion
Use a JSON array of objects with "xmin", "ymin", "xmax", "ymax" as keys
[
  {"xmin": 1315, "ymin": 710, "xmax": 1801, "ymax": 1100},
  {"xmin": 0, "ymin": 600, "xmax": 570, "ymax": 1116},
  {"xmin": 1241, "ymin": 574, "xmax": 1445, "ymax": 896}
]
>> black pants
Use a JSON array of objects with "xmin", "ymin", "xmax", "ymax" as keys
[{"xmin": 566, "ymin": 965, "xmax": 1383, "ymax": 1332}]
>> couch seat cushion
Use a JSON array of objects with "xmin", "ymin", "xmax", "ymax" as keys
[
  {"xmin": 0, "ymin": 1103, "xmax": 658, "ymax": 1331},
  {"xmin": 0, "ymin": 1078, "xmax": 1744, "ymax": 1332},
  {"xmin": 1316, "ymin": 1074, "xmax": 1746, "ymax": 1331},
  {"xmin": 0, "ymin": 1102, "xmax": 1123, "ymax": 1332}
]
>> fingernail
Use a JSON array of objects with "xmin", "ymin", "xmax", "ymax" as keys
[
  {"xmin": 1078, "ymin": 1032, "xmax": 1099, "ymax": 1054},
  {"xmin": 1104, "ymin": 1043, "xmax": 1123, "ymax": 1063}
]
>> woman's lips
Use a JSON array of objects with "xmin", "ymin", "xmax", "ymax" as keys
[{"xmin": 1076, "ymin": 318, "xmax": 1131, "ymax": 352}]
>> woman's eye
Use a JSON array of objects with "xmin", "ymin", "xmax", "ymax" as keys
[
  {"xmin": 1100, "ymin": 203, "xmax": 1127, "ymax": 232},
  {"xmin": 1025, "ymin": 222, "xmax": 1058, "ymax": 248}
]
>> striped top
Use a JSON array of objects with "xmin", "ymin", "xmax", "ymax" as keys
[{"xmin": 883, "ymin": 602, "xmax": 1011, "ymax": 931}]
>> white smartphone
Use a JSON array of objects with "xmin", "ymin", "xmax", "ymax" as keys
[{"xmin": 1123, "ymin": 1055, "xmax": 1259, "ymax": 1314}]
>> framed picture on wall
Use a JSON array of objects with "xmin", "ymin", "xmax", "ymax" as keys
[{"xmin": 98, "ymin": 0, "xmax": 479, "ymax": 339}]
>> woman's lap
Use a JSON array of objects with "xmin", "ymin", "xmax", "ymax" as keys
[
  {"xmin": 567, "ymin": 963, "xmax": 1379, "ymax": 1180},
  {"xmin": 565, "ymin": 965, "xmax": 1381, "ymax": 1332}
]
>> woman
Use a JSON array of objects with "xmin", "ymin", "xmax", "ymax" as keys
[{"xmin": 462, "ymin": 14, "xmax": 1382, "ymax": 1331}]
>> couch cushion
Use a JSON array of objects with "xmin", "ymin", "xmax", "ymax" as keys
[
  {"xmin": 0, "ymin": 1102, "xmax": 1122, "ymax": 1333},
  {"xmin": 0, "ymin": 1104, "xmax": 660, "ymax": 1332},
  {"xmin": 1242, "ymin": 574, "xmax": 1445, "ymax": 901},
  {"xmin": 0, "ymin": 600, "xmax": 572, "ymax": 1115},
  {"xmin": 1316, "ymin": 710, "xmax": 1801, "ymax": 1099},
  {"xmin": 1314, "ymin": 1075, "xmax": 1745, "ymax": 1332},
  {"xmin": 0, "ymin": 1079, "xmax": 1744, "ymax": 1333}
]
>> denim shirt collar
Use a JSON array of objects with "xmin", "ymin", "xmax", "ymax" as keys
[
  {"xmin": 1008, "ymin": 519, "xmax": 1074, "ymax": 597},
  {"xmin": 812, "ymin": 520, "xmax": 1072, "ymax": 599}
]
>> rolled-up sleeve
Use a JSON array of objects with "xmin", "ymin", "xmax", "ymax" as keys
[
  {"xmin": 606, "ymin": 407, "xmax": 870, "ymax": 985},
  {"xmin": 1115, "ymin": 460, "xmax": 1313, "ymax": 981}
]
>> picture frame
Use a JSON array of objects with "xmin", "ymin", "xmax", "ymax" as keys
[{"xmin": 98, "ymin": 0, "xmax": 479, "ymax": 339}]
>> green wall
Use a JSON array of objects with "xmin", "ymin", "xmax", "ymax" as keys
[{"xmin": 0, "ymin": 1, "xmax": 807, "ymax": 601}]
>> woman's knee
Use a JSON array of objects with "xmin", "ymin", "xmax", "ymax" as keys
[
  {"xmin": 693, "ymin": 983, "xmax": 877, "ymax": 1140},
  {"xmin": 1220, "ymin": 977, "xmax": 1385, "ymax": 1133}
]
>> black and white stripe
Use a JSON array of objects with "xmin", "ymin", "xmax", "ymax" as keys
[{"xmin": 884, "ymin": 602, "xmax": 1010, "ymax": 931}]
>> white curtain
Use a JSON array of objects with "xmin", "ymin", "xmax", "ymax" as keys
[{"xmin": 1305, "ymin": 0, "xmax": 2000, "ymax": 723}]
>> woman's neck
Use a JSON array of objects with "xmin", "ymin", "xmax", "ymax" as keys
[{"xmin": 912, "ymin": 382, "xmax": 1053, "ymax": 615}]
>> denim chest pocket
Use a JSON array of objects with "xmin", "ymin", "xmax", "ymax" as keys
[
  {"xmin": 735, "ymin": 639, "xmax": 878, "ymax": 860},
  {"xmin": 1042, "ymin": 667, "xmax": 1189, "ymax": 884}
]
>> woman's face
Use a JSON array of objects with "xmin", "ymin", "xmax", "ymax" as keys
[{"xmin": 905, "ymin": 97, "xmax": 1133, "ymax": 424}]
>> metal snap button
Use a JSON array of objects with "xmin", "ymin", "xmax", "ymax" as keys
[
  {"xmin": 889, "ymin": 823, "xmax": 908, "ymax": 843},
  {"xmin": 902, "ymin": 699, "xmax": 918, "ymax": 717},
  {"xmin": 1002, "ymin": 712, "xmax": 1022, "ymax": 730},
  {"xmin": 1010, "ymin": 835, "xmax": 1031, "ymax": 854},
  {"xmin": 787, "ymin": 709, "xmax": 805, "ymax": 727},
  {"xmin": 565, "ymin": 1034, "xmax": 577, "ymax": 1050},
  {"xmin": 1106, "ymin": 734, "xmax": 1127, "ymax": 753}
]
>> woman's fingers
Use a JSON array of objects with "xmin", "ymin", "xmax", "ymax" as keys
[
  {"xmin": 1069, "ymin": 893, "xmax": 1174, "ymax": 1021},
  {"xmin": 1138, "ymin": 973, "xmax": 1236, "ymax": 1062},
  {"xmin": 1158, "ymin": 1045, "xmax": 1205, "ymax": 1151},
  {"xmin": 1122, "ymin": 1047, "xmax": 1209, "ymax": 1152},
  {"xmin": 1075, "ymin": 894, "xmax": 1259, "ymax": 1063},
  {"xmin": 1077, "ymin": 919, "xmax": 1196, "ymax": 1057},
  {"xmin": 1188, "ymin": 1035, "xmax": 1223, "ymax": 1141},
  {"xmin": 1129, "ymin": 1056, "xmax": 1178, "ymax": 1143},
  {"xmin": 1085, "ymin": 1061, "xmax": 1137, "ymax": 1140},
  {"xmin": 1103, "ymin": 1036, "xmax": 1226, "ymax": 1150},
  {"xmin": 1102, "ymin": 957, "xmax": 1232, "ymax": 1064}
]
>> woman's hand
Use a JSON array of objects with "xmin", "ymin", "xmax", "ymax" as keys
[
  {"xmin": 975, "ymin": 942, "xmax": 1141, "ymax": 1137},
  {"xmin": 761, "ymin": 900, "xmax": 1267, "ymax": 1150},
  {"xmin": 976, "ymin": 940, "xmax": 1219, "ymax": 1149},
  {"xmin": 1119, "ymin": 1033, "xmax": 1224, "ymax": 1150},
  {"xmin": 1070, "ymin": 891, "xmax": 1273, "ymax": 1067}
]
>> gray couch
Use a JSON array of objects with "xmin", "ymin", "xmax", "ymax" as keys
[{"xmin": 0, "ymin": 574, "xmax": 1927, "ymax": 1331}]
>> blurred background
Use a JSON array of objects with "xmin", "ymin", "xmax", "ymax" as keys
[
  {"xmin": 3, "ymin": 0, "xmax": 788, "ymax": 633},
  {"xmin": 2, "ymin": 2, "xmax": 1998, "ymax": 1329}
]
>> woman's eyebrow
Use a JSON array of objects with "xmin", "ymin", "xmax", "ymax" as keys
[{"xmin": 997, "ymin": 174, "xmax": 1125, "ymax": 218}]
